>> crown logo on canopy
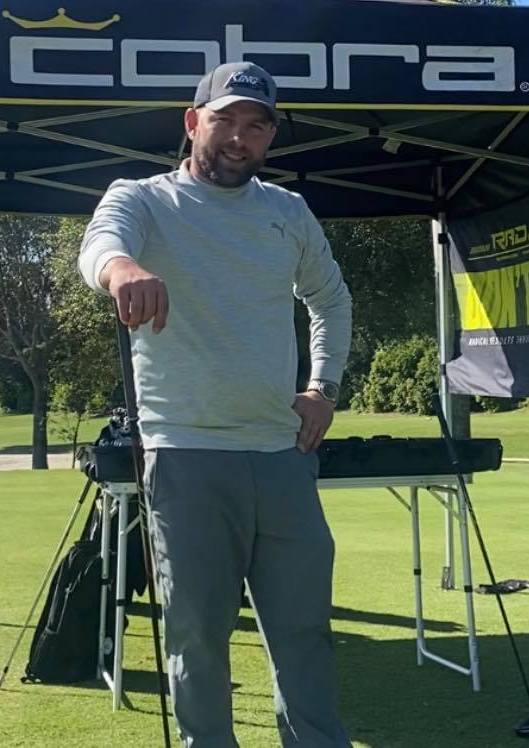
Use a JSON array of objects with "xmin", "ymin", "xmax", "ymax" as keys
[{"xmin": 2, "ymin": 8, "xmax": 120, "ymax": 31}]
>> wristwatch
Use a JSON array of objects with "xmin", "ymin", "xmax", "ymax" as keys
[{"xmin": 307, "ymin": 379, "xmax": 340, "ymax": 405}]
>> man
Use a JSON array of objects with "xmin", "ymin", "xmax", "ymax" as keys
[{"xmin": 79, "ymin": 61, "xmax": 352, "ymax": 747}]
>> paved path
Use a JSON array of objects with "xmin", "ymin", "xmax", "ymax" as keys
[{"xmin": 0, "ymin": 451, "xmax": 75, "ymax": 470}]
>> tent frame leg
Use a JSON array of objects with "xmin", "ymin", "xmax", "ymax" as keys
[{"xmin": 432, "ymin": 166, "xmax": 457, "ymax": 590}]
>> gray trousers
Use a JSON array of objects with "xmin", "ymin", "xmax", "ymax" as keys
[{"xmin": 145, "ymin": 447, "xmax": 350, "ymax": 748}]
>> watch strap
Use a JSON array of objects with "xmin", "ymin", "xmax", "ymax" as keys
[{"xmin": 307, "ymin": 379, "xmax": 339, "ymax": 404}]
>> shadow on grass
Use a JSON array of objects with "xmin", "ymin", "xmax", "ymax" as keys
[
  {"xmin": 331, "ymin": 605, "xmax": 465, "ymax": 633},
  {"xmin": 44, "ymin": 603, "xmax": 529, "ymax": 747},
  {"xmin": 66, "ymin": 630, "xmax": 529, "ymax": 747},
  {"xmin": 127, "ymin": 601, "xmax": 464, "ymax": 636},
  {"xmin": 11, "ymin": 601, "xmax": 528, "ymax": 746},
  {"xmin": 126, "ymin": 600, "xmax": 162, "ymax": 619},
  {"xmin": 333, "ymin": 631, "xmax": 529, "ymax": 748},
  {"xmin": 0, "ymin": 621, "xmax": 36, "ymax": 630}
]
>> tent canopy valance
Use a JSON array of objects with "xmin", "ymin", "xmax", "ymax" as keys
[{"xmin": 1, "ymin": 0, "xmax": 529, "ymax": 218}]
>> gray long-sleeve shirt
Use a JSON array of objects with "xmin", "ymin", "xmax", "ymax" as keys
[{"xmin": 79, "ymin": 161, "xmax": 351, "ymax": 451}]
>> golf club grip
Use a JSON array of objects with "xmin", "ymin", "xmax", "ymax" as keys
[{"xmin": 114, "ymin": 312, "xmax": 144, "ymax": 481}]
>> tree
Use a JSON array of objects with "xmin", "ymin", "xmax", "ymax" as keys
[
  {"xmin": 48, "ymin": 218, "xmax": 121, "ymax": 442},
  {"xmin": 49, "ymin": 381, "xmax": 106, "ymax": 467},
  {"xmin": 0, "ymin": 216, "xmax": 121, "ymax": 468},
  {"xmin": 301, "ymin": 217, "xmax": 436, "ymax": 407},
  {"xmin": 0, "ymin": 216, "xmax": 60, "ymax": 468}
]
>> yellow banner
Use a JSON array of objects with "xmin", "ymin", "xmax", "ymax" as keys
[{"xmin": 453, "ymin": 260, "xmax": 529, "ymax": 330}]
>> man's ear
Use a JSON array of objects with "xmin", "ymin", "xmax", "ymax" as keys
[
  {"xmin": 184, "ymin": 108, "xmax": 198, "ymax": 140},
  {"xmin": 266, "ymin": 123, "xmax": 278, "ymax": 149}
]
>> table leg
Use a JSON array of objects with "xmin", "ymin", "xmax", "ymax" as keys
[
  {"xmin": 410, "ymin": 486, "xmax": 425, "ymax": 665},
  {"xmin": 112, "ymin": 490, "xmax": 130, "ymax": 711},
  {"xmin": 456, "ymin": 486, "xmax": 481, "ymax": 691},
  {"xmin": 442, "ymin": 491, "xmax": 456, "ymax": 590}
]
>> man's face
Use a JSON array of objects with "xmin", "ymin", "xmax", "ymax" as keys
[{"xmin": 184, "ymin": 101, "xmax": 277, "ymax": 188}]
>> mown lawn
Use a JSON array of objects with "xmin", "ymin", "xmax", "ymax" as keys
[
  {"xmin": 0, "ymin": 414, "xmax": 108, "ymax": 452},
  {"xmin": 1, "ymin": 466, "xmax": 529, "ymax": 747},
  {"xmin": 0, "ymin": 407, "xmax": 528, "ymax": 457},
  {"xmin": 330, "ymin": 407, "xmax": 529, "ymax": 458}
]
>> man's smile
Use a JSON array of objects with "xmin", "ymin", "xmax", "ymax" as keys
[{"xmin": 220, "ymin": 149, "xmax": 246, "ymax": 163}]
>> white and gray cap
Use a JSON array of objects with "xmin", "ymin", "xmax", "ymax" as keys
[{"xmin": 194, "ymin": 62, "xmax": 278, "ymax": 122}]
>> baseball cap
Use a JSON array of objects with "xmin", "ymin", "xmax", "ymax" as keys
[{"xmin": 194, "ymin": 62, "xmax": 278, "ymax": 123}]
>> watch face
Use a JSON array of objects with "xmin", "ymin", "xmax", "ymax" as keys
[{"xmin": 322, "ymin": 382, "xmax": 339, "ymax": 401}]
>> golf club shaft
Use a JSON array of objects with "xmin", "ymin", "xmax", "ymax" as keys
[{"xmin": 114, "ymin": 308, "xmax": 172, "ymax": 747}]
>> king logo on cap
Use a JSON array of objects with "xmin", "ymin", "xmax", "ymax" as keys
[{"xmin": 226, "ymin": 72, "xmax": 270, "ymax": 96}]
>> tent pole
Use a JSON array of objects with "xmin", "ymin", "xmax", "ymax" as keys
[
  {"xmin": 432, "ymin": 166, "xmax": 453, "ymax": 432},
  {"xmin": 432, "ymin": 166, "xmax": 456, "ymax": 590}
]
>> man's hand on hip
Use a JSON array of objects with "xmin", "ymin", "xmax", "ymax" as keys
[
  {"xmin": 293, "ymin": 391, "xmax": 335, "ymax": 453},
  {"xmin": 100, "ymin": 257, "xmax": 169, "ymax": 333}
]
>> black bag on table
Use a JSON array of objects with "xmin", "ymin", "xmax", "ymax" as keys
[{"xmin": 317, "ymin": 436, "xmax": 503, "ymax": 479}]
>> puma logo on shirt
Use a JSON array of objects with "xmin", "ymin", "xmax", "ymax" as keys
[{"xmin": 271, "ymin": 221, "xmax": 286, "ymax": 239}]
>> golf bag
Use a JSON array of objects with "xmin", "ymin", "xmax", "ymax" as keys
[
  {"xmin": 22, "ymin": 536, "xmax": 103, "ymax": 684},
  {"xmin": 23, "ymin": 472, "xmax": 146, "ymax": 685}
]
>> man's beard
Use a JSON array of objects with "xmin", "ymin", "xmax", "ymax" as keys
[{"xmin": 192, "ymin": 142, "xmax": 265, "ymax": 188}]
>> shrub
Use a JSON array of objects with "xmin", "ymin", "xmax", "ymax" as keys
[
  {"xmin": 474, "ymin": 395, "xmax": 525, "ymax": 413},
  {"xmin": 359, "ymin": 335, "xmax": 439, "ymax": 415}
]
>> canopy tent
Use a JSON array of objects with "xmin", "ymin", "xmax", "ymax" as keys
[
  {"xmin": 2, "ymin": 0, "xmax": 529, "ymax": 402},
  {"xmin": 1, "ymin": 0, "xmax": 529, "ymax": 219}
]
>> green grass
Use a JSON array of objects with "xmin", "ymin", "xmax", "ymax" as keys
[
  {"xmin": 1, "ymin": 467, "xmax": 529, "ymax": 747},
  {"xmin": 0, "ymin": 414, "xmax": 108, "ymax": 452},
  {"xmin": 1, "ymin": 407, "xmax": 528, "ymax": 457},
  {"xmin": 330, "ymin": 407, "xmax": 529, "ymax": 458}
]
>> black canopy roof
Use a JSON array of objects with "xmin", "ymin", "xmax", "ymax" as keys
[{"xmin": 1, "ymin": 0, "xmax": 529, "ymax": 218}]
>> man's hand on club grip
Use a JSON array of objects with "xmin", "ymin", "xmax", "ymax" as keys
[{"xmin": 101, "ymin": 257, "xmax": 169, "ymax": 334}]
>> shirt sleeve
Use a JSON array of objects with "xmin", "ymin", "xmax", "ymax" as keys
[
  {"xmin": 293, "ymin": 197, "xmax": 352, "ymax": 385},
  {"xmin": 78, "ymin": 179, "xmax": 152, "ymax": 292}
]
